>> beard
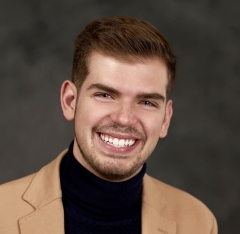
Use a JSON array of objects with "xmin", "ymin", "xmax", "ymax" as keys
[{"xmin": 74, "ymin": 123, "xmax": 148, "ymax": 181}]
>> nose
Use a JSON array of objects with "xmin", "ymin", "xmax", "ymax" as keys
[{"xmin": 110, "ymin": 102, "xmax": 137, "ymax": 127}]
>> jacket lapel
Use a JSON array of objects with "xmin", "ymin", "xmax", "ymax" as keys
[
  {"xmin": 19, "ymin": 199, "xmax": 64, "ymax": 234},
  {"xmin": 142, "ymin": 175, "xmax": 176, "ymax": 234},
  {"xmin": 19, "ymin": 150, "xmax": 67, "ymax": 234}
]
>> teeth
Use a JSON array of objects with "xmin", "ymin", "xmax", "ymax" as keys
[
  {"xmin": 113, "ymin": 138, "xmax": 118, "ymax": 145},
  {"xmin": 100, "ymin": 134, "xmax": 136, "ymax": 147},
  {"xmin": 119, "ymin": 139, "xmax": 125, "ymax": 147}
]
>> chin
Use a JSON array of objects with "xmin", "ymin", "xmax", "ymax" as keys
[{"xmin": 90, "ymin": 157, "xmax": 144, "ymax": 181}]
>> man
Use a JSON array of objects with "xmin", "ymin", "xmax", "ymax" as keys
[{"xmin": 0, "ymin": 16, "xmax": 217, "ymax": 234}]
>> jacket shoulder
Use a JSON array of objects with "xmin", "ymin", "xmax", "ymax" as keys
[
  {"xmin": 0, "ymin": 173, "xmax": 36, "ymax": 197},
  {"xmin": 0, "ymin": 150, "xmax": 67, "ymax": 234},
  {"xmin": 0, "ymin": 174, "xmax": 37, "ymax": 205},
  {"xmin": 0, "ymin": 174, "xmax": 36, "ymax": 231},
  {"xmin": 146, "ymin": 175, "xmax": 218, "ymax": 233},
  {"xmin": 152, "ymin": 176, "xmax": 209, "ymax": 208}
]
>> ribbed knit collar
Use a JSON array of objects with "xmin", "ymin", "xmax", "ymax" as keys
[{"xmin": 60, "ymin": 141, "xmax": 146, "ymax": 218}]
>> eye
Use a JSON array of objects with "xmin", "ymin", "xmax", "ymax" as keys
[
  {"xmin": 95, "ymin": 93, "xmax": 112, "ymax": 99},
  {"xmin": 140, "ymin": 100, "xmax": 156, "ymax": 107}
]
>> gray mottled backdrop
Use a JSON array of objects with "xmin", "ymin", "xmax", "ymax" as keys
[{"xmin": 1, "ymin": 0, "xmax": 239, "ymax": 233}]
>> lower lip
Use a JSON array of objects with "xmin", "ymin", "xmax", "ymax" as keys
[{"xmin": 95, "ymin": 133, "xmax": 141, "ymax": 154}]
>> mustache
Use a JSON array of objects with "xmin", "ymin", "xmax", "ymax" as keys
[{"xmin": 93, "ymin": 123, "xmax": 146, "ymax": 140}]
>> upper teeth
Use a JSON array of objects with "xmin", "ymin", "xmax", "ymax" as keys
[{"xmin": 100, "ymin": 134, "xmax": 136, "ymax": 147}]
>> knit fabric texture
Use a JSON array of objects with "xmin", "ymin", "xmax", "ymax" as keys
[{"xmin": 60, "ymin": 141, "xmax": 146, "ymax": 234}]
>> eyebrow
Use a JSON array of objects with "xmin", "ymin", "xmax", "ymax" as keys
[
  {"xmin": 87, "ymin": 83, "xmax": 165, "ymax": 102},
  {"xmin": 136, "ymin": 93, "xmax": 165, "ymax": 102},
  {"xmin": 87, "ymin": 83, "xmax": 121, "ymax": 95}
]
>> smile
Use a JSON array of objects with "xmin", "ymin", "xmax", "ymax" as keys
[{"xmin": 100, "ymin": 133, "xmax": 136, "ymax": 148}]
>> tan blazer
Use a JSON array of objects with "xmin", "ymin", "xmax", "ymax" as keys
[{"xmin": 0, "ymin": 150, "xmax": 217, "ymax": 234}]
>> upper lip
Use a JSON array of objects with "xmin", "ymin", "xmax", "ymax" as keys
[{"xmin": 97, "ymin": 132, "xmax": 141, "ymax": 140}]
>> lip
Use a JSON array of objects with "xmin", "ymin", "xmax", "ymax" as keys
[{"xmin": 95, "ymin": 132, "xmax": 141, "ymax": 155}]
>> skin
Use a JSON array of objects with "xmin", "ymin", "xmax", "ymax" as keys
[{"xmin": 61, "ymin": 52, "xmax": 173, "ymax": 182}]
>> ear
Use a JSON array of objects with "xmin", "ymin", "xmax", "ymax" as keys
[
  {"xmin": 159, "ymin": 100, "xmax": 173, "ymax": 138},
  {"xmin": 60, "ymin": 80, "xmax": 77, "ymax": 121}
]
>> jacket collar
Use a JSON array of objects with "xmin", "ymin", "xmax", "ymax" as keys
[{"xmin": 19, "ymin": 150, "xmax": 176, "ymax": 234}]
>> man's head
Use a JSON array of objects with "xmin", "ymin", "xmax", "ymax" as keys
[
  {"xmin": 71, "ymin": 16, "xmax": 176, "ymax": 100},
  {"xmin": 61, "ymin": 16, "xmax": 175, "ymax": 181}
]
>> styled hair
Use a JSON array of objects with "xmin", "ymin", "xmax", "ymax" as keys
[{"xmin": 72, "ymin": 16, "xmax": 176, "ymax": 99}]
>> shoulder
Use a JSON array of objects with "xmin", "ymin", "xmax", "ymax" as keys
[
  {"xmin": 0, "ymin": 148, "xmax": 67, "ymax": 197},
  {"xmin": 144, "ymin": 175, "xmax": 218, "ymax": 233},
  {"xmin": 150, "ymin": 175, "xmax": 210, "ymax": 211},
  {"xmin": 0, "ymin": 149, "xmax": 67, "ymax": 233},
  {"xmin": 0, "ymin": 174, "xmax": 36, "ymax": 209},
  {"xmin": 0, "ymin": 174, "xmax": 36, "ymax": 232},
  {"xmin": 0, "ymin": 173, "xmax": 36, "ymax": 199}
]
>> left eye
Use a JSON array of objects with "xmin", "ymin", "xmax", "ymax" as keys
[
  {"xmin": 141, "ymin": 101, "xmax": 154, "ymax": 106},
  {"xmin": 96, "ymin": 93, "xmax": 112, "ymax": 98}
]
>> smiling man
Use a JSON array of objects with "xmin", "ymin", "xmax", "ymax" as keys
[
  {"xmin": 0, "ymin": 17, "xmax": 217, "ymax": 234},
  {"xmin": 62, "ymin": 53, "xmax": 171, "ymax": 182}
]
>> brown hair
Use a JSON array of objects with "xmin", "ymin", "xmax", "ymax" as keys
[{"xmin": 72, "ymin": 16, "xmax": 176, "ymax": 99}]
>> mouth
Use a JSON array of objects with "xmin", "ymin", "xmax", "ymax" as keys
[{"xmin": 99, "ymin": 133, "xmax": 136, "ymax": 148}]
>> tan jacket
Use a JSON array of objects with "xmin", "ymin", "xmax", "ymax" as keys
[{"xmin": 0, "ymin": 150, "xmax": 217, "ymax": 234}]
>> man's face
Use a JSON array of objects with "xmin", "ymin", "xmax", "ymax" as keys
[{"xmin": 66, "ymin": 53, "xmax": 172, "ymax": 181}]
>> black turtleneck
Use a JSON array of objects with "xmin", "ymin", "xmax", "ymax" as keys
[{"xmin": 60, "ymin": 141, "xmax": 146, "ymax": 234}]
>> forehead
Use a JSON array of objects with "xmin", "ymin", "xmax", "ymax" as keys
[{"xmin": 85, "ymin": 52, "xmax": 168, "ymax": 96}]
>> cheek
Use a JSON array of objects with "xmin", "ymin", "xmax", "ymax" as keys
[
  {"xmin": 140, "ymin": 113, "xmax": 164, "ymax": 139},
  {"xmin": 75, "ymin": 102, "xmax": 110, "ymax": 130},
  {"xmin": 144, "ymin": 118, "xmax": 163, "ymax": 151},
  {"xmin": 147, "ymin": 125, "xmax": 162, "ymax": 144}
]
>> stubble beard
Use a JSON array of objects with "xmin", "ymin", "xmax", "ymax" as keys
[{"xmin": 74, "ymin": 124, "xmax": 148, "ymax": 181}]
